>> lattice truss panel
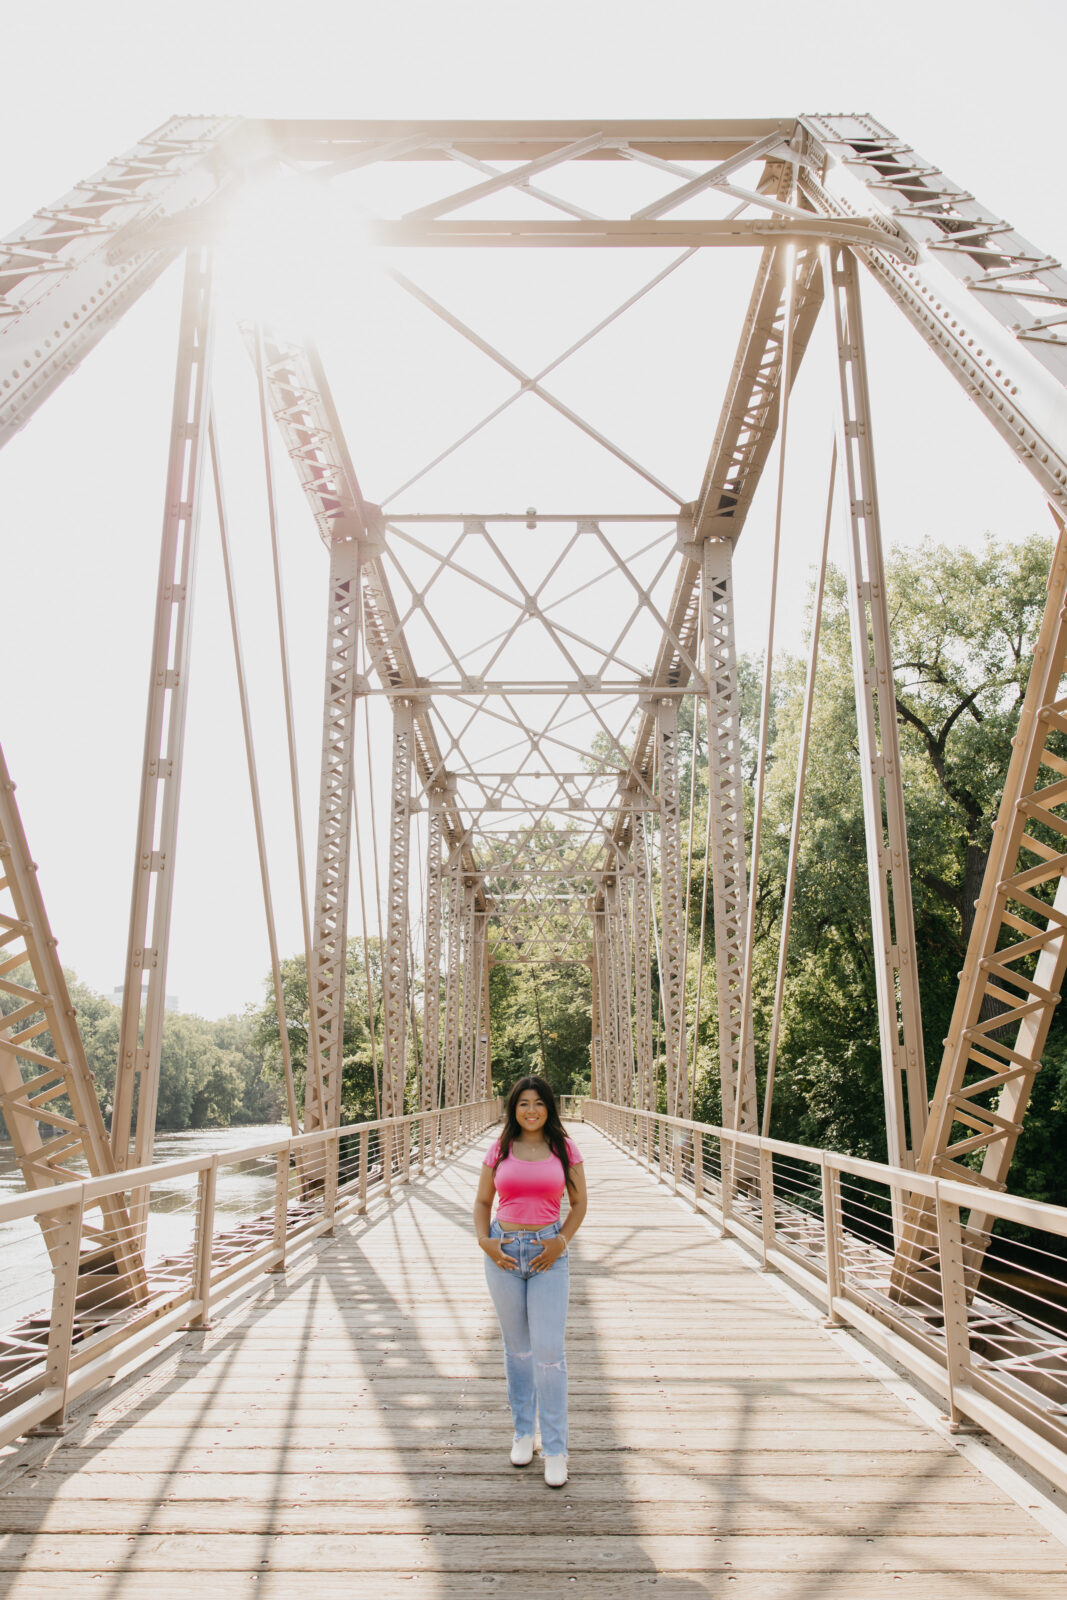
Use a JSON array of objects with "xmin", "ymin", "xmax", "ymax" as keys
[{"xmin": 3, "ymin": 112, "xmax": 1067, "ymax": 1210}]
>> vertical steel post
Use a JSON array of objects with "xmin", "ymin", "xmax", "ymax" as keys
[
  {"xmin": 631, "ymin": 808, "xmax": 655, "ymax": 1115},
  {"xmin": 588, "ymin": 949, "xmax": 603, "ymax": 1100},
  {"xmin": 827, "ymin": 244, "xmax": 927, "ymax": 1169},
  {"xmin": 935, "ymin": 1186, "xmax": 974, "ymax": 1428},
  {"xmin": 656, "ymin": 700, "xmax": 687, "ymax": 1120},
  {"xmin": 305, "ymin": 532, "xmax": 362, "ymax": 1132},
  {"xmin": 188, "ymin": 1158, "xmax": 218, "ymax": 1330},
  {"xmin": 475, "ymin": 912, "xmax": 492, "ymax": 1098},
  {"xmin": 594, "ymin": 898, "xmax": 618, "ymax": 1102},
  {"xmin": 382, "ymin": 701, "xmax": 414, "ymax": 1119},
  {"xmin": 113, "ymin": 247, "xmax": 215, "ymax": 1178},
  {"xmin": 606, "ymin": 873, "xmax": 635, "ymax": 1106},
  {"xmin": 701, "ymin": 538, "xmax": 759, "ymax": 1133},
  {"xmin": 443, "ymin": 849, "xmax": 462, "ymax": 1107},
  {"xmin": 820, "ymin": 1156, "xmax": 844, "ymax": 1326},
  {"xmin": 459, "ymin": 880, "xmax": 478, "ymax": 1104},
  {"xmin": 422, "ymin": 789, "xmax": 444, "ymax": 1112},
  {"xmin": 269, "ymin": 1148, "xmax": 289, "ymax": 1273},
  {"xmin": 34, "ymin": 1200, "xmax": 83, "ymax": 1433}
]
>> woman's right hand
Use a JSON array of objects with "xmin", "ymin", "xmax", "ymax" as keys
[{"xmin": 480, "ymin": 1237, "xmax": 517, "ymax": 1270}]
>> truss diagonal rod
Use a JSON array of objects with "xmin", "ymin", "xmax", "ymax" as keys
[
  {"xmin": 389, "ymin": 269, "xmax": 684, "ymax": 503},
  {"xmin": 827, "ymin": 244, "xmax": 927, "ymax": 1168},
  {"xmin": 404, "ymin": 133, "xmax": 607, "ymax": 220},
  {"xmin": 446, "ymin": 144, "xmax": 601, "ymax": 221},
  {"xmin": 762, "ymin": 438, "xmax": 836, "ymax": 1138},
  {"xmin": 631, "ymin": 133, "xmax": 786, "ymax": 219},
  {"xmin": 0, "ymin": 741, "xmax": 142, "ymax": 1296},
  {"xmin": 209, "ymin": 417, "xmax": 299, "ymax": 1136},
  {"xmin": 381, "ymin": 250, "xmax": 697, "ymax": 505}
]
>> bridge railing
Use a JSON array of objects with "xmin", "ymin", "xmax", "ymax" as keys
[
  {"xmin": 0, "ymin": 1097, "xmax": 501, "ymax": 1451},
  {"xmin": 583, "ymin": 1098, "xmax": 1067, "ymax": 1498}
]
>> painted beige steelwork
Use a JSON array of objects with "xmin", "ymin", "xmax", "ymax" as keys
[
  {"xmin": 111, "ymin": 246, "xmax": 214, "ymax": 1188},
  {"xmin": 2, "ymin": 115, "xmax": 1067, "ymax": 1348}
]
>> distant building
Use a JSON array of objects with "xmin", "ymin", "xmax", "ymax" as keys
[{"xmin": 111, "ymin": 986, "xmax": 180, "ymax": 1013}]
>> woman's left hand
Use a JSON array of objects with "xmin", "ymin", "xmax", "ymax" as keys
[{"xmin": 531, "ymin": 1237, "xmax": 567, "ymax": 1273}]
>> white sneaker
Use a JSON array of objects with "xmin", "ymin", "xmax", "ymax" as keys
[
  {"xmin": 543, "ymin": 1453, "xmax": 568, "ymax": 1488},
  {"xmin": 510, "ymin": 1434, "xmax": 535, "ymax": 1467}
]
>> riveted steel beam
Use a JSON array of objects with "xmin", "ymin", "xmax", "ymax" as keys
[
  {"xmin": 112, "ymin": 248, "xmax": 214, "ymax": 1181},
  {"xmin": 381, "ymin": 702, "xmax": 414, "ymax": 1120}
]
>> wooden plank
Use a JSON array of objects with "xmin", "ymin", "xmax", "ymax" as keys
[
  {"xmin": 6, "ymin": 1574, "xmax": 1067, "ymax": 1600},
  {"xmin": 6, "ymin": 1470, "xmax": 1009, "ymax": 1505},
  {"xmin": 0, "ymin": 1497, "xmax": 1034, "ymax": 1535},
  {"xmin": 1, "ymin": 1532, "xmax": 1063, "ymax": 1572},
  {"xmin": 0, "ymin": 1124, "xmax": 1060, "ymax": 1590},
  {"xmin": 20, "ymin": 1446, "xmax": 972, "ymax": 1478}
]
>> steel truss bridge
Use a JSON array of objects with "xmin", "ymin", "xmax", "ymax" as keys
[{"xmin": 3, "ymin": 115, "xmax": 1067, "ymax": 1589}]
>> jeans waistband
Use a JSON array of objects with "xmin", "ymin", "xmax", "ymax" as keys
[{"xmin": 495, "ymin": 1221, "xmax": 560, "ymax": 1237}]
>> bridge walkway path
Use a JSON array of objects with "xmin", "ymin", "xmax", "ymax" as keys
[{"xmin": 0, "ymin": 1121, "xmax": 1063, "ymax": 1597}]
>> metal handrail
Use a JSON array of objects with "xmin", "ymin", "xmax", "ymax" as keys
[
  {"xmin": 583, "ymin": 1097, "xmax": 1067, "ymax": 1498},
  {"xmin": 0, "ymin": 1098, "xmax": 502, "ymax": 1449}
]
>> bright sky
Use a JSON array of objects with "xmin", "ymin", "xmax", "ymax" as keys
[{"xmin": 3, "ymin": 1, "xmax": 1066, "ymax": 1019}]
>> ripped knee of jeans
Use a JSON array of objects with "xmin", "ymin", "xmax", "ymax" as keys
[
  {"xmin": 536, "ymin": 1357, "xmax": 566, "ymax": 1372},
  {"xmin": 509, "ymin": 1348, "xmax": 533, "ymax": 1360}
]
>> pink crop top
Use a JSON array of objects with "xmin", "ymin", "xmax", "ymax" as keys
[{"xmin": 483, "ymin": 1138, "xmax": 584, "ymax": 1227}]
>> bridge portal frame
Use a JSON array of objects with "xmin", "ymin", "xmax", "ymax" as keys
[{"xmin": 1, "ymin": 113, "xmax": 1066, "ymax": 1233}]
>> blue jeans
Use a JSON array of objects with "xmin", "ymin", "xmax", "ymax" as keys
[{"xmin": 484, "ymin": 1219, "xmax": 570, "ymax": 1456}]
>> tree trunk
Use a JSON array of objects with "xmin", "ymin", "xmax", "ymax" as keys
[{"xmin": 961, "ymin": 841, "xmax": 988, "ymax": 953}]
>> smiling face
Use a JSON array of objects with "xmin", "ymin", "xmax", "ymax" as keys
[{"xmin": 515, "ymin": 1089, "xmax": 548, "ymax": 1136}]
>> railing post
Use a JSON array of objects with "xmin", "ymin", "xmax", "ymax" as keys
[
  {"xmin": 935, "ymin": 1183, "xmax": 974, "ymax": 1430},
  {"xmin": 383, "ymin": 1123, "xmax": 393, "ymax": 1197},
  {"xmin": 721, "ymin": 1137, "xmax": 735, "ymax": 1231},
  {"xmin": 758, "ymin": 1146, "xmax": 776, "ymax": 1269},
  {"xmin": 402, "ymin": 1119, "xmax": 412, "ymax": 1184},
  {"xmin": 323, "ymin": 1131, "xmax": 339, "ymax": 1230},
  {"xmin": 31, "ymin": 1199, "xmax": 83, "ymax": 1434},
  {"xmin": 693, "ymin": 1131, "xmax": 704, "ymax": 1212},
  {"xmin": 820, "ymin": 1155, "xmax": 844, "ymax": 1326},
  {"xmin": 418, "ymin": 1113, "xmax": 426, "ymax": 1174},
  {"xmin": 187, "ymin": 1157, "xmax": 218, "ymax": 1329},
  {"xmin": 358, "ymin": 1127, "xmax": 369, "ymax": 1214},
  {"xmin": 268, "ymin": 1146, "xmax": 290, "ymax": 1273}
]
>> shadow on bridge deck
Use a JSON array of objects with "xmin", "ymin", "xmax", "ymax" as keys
[{"xmin": 0, "ymin": 1124, "xmax": 1063, "ymax": 1597}]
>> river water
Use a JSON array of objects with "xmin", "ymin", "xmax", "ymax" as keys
[{"xmin": 0, "ymin": 1124, "xmax": 290, "ymax": 1327}]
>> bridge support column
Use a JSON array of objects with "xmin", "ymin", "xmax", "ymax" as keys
[
  {"xmin": 656, "ymin": 699, "xmax": 687, "ymax": 1121},
  {"xmin": 701, "ymin": 539, "xmax": 758, "ymax": 1135},
  {"xmin": 631, "ymin": 807, "xmax": 655, "ymax": 1117},
  {"xmin": 113, "ymin": 246, "xmax": 216, "ymax": 1180},
  {"xmin": 304, "ymin": 530, "xmax": 362, "ymax": 1133},
  {"xmin": 459, "ymin": 879, "xmax": 478, "ymax": 1103},
  {"xmin": 422, "ymin": 788, "xmax": 444, "ymax": 1112},
  {"xmin": 382, "ymin": 700, "xmax": 414, "ymax": 1119},
  {"xmin": 606, "ymin": 871, "xmax": 635, "ymax": 1106},
  {"xmin": 588, "ymin": 950, "xmax": 603, "ymax": 1100},
  {"xmin": 443, "ymin": 846, "xmax": 462, "ymax": 1109},
  {"xmin": 476, "ymin": 917, "xmax": 492, "ymax": 1099}
]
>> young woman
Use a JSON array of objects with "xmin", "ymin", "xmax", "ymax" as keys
[{"xmin": 474, "ymin": 1075, "xmax": 588, "ymax": 1488}]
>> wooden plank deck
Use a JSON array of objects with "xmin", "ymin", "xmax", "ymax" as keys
[{"xmin": 0, "ymin": 1122, "xmax": 1064, "ymax": 1598}]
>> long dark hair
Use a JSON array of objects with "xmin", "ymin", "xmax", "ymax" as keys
[{"xmin": 494, "ymin": 1075, "xmax": 574, "ymax": 1192}]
